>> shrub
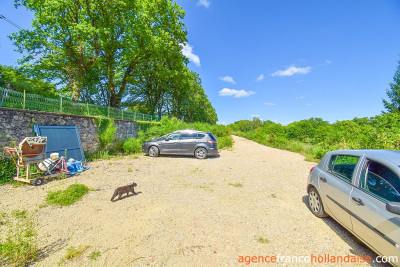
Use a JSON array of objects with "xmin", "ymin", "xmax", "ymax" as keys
[{"xmin": 0, "ymin": 155, "xmax": 16, "ymax": 185}]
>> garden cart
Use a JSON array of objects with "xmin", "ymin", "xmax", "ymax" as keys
[{"xmin": 4, "ymin": 136, "xmax": 69, "ymax": 185}]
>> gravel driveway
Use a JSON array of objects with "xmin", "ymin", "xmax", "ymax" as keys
[{"xmin": 0, "ymin": 136, "xmax": 386, "ymax": 266}]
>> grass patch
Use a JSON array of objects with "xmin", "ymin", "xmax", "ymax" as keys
[
  {"xmin": 229, "ymin": 183, "xmax": 243, "ymax": 188},
  {"xmin": 87, "ymin": 251, "xmax": 101, "ymax": 260},
  {"xmin": 199, "ymin": 185, "xmax": 213, "ymax": 192},
  {"xmin": 46, "ymin": 184, "xmax": 90, "ymax": 206},
  {"xmin": 258, "ymin": 236, "xmax": 269, "ymax": 244},
  {"xmin": 58, "ymin": 245, "xmax": 90, "ymax": 264},
  {"xmin": 0, "ymin": 210, "xmax": 39, "ymax": 266},
  {"xmin": 269, "ymin": 194, "xmax": 276, "ymax": 198},
  {"xmin": 127, "ymin": 168, "xmax": 133, "ymax": 173}
]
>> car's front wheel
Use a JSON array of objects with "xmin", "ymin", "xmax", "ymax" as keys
[
  {"xmin": 148, "ymin": 146, "xmax": 159, "ymax": 157},
  {"xmin": 308, "ymin": 187, "xmax": 328, "ymax": 217},
  {"xmin": 195, "ymin": 147, "xmax": 208, "ymax": 159}
]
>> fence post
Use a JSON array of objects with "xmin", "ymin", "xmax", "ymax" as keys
[
  {"xmin": 108, "ymin": 105, "xmax": 110, "ymax": 118},
  {"xmin": 23, "ymin": 90, "xmax": 26, "ymax": 109},
  {"xmin": 122, "ymin": 110, "xmax": 124, "ymax": 120},
  {"xmin": 134, "ymin": 112, "xmax": 136, "ymax": 121},
  {"xmin": 60, "ymin": 97, "xmax": 63, "ymax": 113},
  {"xmin": 87, "ymin": 103, "xmax": 89, "ymax": 116}
]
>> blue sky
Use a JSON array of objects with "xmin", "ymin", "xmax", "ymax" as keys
[{"xmin": 1, "ymin": 1, "xmax": 400, "ymax": 125}]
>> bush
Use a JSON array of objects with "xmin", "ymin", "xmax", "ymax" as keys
[
  {"xmin": 0, "ymin": 156, "xmax": 16, "ymax": 185},
  {"xmin": 122, "ymin": 137, "xmax": 143, "ymax": 154}
]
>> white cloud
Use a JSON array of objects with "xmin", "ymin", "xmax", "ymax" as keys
[
  {"xmin": 218, "ymin": 88, "xmax": 256, "ymax": 98},
  {"xmin": 181, "ymin": 43, "xmax": 200, "ymax": 67},
  {"xmin": 197, "ymin": 0, "xmax": 211, "ymax": 8},
  {"xmin": 256, "ymin": 74, "xmax": 264, "ymax": 82},
  {"xmin": 264, "ymin": 102, "xmax": 276, "ymax": 106},
  {"xmin": 325, "ymin": 59, "xmax": 332, "ymax": 64},
  {"xmin": 251, "ymin": 115, "xmax": 260, "ymax": 118},
  {"xmin": 296, "ymin": 96, "xmax": 305, "ymax": 99},
  {"xmin": 219, "ymin": 76, "xmax": 235, "ymax": 84},
  {"xmin": 271, "ymin": 65, "xmax": 311, "ymax": 77},
  {"xmin": 305, "ymin": 103, "xmax": 312, "ymax": 106}
]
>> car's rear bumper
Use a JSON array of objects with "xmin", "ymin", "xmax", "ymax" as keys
[{"xmin": 208, "ymin": 147, "xmax": 219, "ymax": 156}]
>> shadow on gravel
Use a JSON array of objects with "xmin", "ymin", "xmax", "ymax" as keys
[
  {"xmin": 111, "ymin": 191, "xmax": 142, "ymax": 202},
  {"xmin": 302, "ymin": 195, "xmax": 390, "ymax": 267},
  {"xmin": 148, "ymin": 154, "xmax": 220, "ymax": 160}
]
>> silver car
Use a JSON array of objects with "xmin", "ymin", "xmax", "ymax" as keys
[
  {"xmin": 307, "ymin": 150, "xmax": 400, "ymax": 265},
  {"xmin": 141, "ymin": 130, "xmax": 218, "ymax": 159}
]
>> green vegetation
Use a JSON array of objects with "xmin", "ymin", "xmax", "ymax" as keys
[
  {"xmin": 230, "ymin": 113, "xmax": 400, "ymax": 161},
  {"xmin": 383, "ymin": 60, "xmax": 400, "ymax": 113},
  {"xmin": 87, "ymin": 251, "xmax": 101, "ymax": 261},
  {"xmin": 229, "ymin": 183, "xmax": 243, "ymax": 188},
  {"xmin": 0, "ymin": 154, "xmax": 16, "ymax": 185},
  {"xmin": 11, "ymin": 0, "xmax": 217, "ymax": 124},
  {"xmin": 58, "ymin": 245, "xmax": 90, "ymax": 264},
  {"xmin": 94, "ymin": 117, "xmax": 118, "ymax": 150},
  {"xmin": 0, "ymin": 65, "xmax": 59, "ymax": 97},
  {"xmin": 257, "ymin": 236, "xmax": 269, "ymax": 244},
  {"xmin": 0, "ymin": 210, "xmax": 38, "ymax": 266},
  {"xmin": 46, "ymin": 184, "xmax": 90, "ymax": 206}
]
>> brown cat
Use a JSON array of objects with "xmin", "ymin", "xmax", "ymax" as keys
[{"xmin": 111, "ymin": 182, "xmax": 137, "ymax": 201}]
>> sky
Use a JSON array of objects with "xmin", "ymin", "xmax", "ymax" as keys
[{"xmin": 1, "ymin": 0, "xmax": 400, "ymax": 125}]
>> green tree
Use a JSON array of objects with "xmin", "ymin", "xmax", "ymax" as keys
[
  {"xmin": 12, "ymin": 0, "xmax": 187, "ymax": 107},
  {"xmin": 383, "ymin": 60, "xmax": 400, "ymax": 113},
  {"xmin": 0, "ymin": 65, "xmax": 58, "ymax": 98}
]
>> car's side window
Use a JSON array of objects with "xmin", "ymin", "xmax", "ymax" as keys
[
  {"xmin": 359, "ymin": 160, "xmax": 400, "ymax": 202},
  {"xmin": 197, "ymin": 133, "xmax": 205, "ymax": 139},
  {"xmin": 180, "ymin": 133, "xmax": 197, "ymax": 140},
  {"xmin": 168, "ymin": 133, "xmax": 180, "ymax": 140},
  {"xmin": 328, "ymin": 155, "xmax": 359, "ymax": 183}
]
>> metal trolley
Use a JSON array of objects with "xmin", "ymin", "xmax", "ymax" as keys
[{"xmin": 4, "ymin": 136, "xmax": 69, "ymax": 185}]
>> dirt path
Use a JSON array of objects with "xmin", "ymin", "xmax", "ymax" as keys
[{"xmin": 0, "ymin": 136, "xmax": 385, "ymax": 266}]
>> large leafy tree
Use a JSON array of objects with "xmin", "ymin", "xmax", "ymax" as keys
[
  {"xmin": 383, "ymin": 60, "xmax": 400, "ymax": 113},
  {"xmin": 12, "ymin": 0, "xmax": 187, "ymax": 107}
]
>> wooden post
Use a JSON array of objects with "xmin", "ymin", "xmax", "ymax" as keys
[
  {"xmin": 60, "ymin": 97, "xmax": 63, "ymax": 113},
  {"xmin": 23, "ymin": 90, "xmax": 26, "ymax": 109}
]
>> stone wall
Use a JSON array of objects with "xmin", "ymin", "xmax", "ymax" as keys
[{"xmin": 0, "ymin": 107, "xmax": 139, "ymax": 154}]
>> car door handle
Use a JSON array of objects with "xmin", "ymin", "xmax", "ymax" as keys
[
  {"xmin": 320, "ymin": 177, "xmax": 327, "ymax": 183},
  {"xmin": 352, "ymin": 197, "xmax": 364, "ymax": 206}
]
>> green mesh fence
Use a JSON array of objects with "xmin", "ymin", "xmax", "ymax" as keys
[{"xmin": 0, "ymin": 87, "xmax": 158, "ymax": 122}]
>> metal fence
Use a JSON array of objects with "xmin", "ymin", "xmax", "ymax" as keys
[{"xmin": 0, "ymin": 87, "xmax": 158, "ymax": 122}]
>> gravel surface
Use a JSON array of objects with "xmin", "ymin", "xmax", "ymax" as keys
[{"xmin": 0, "ymin": 136, "xmax": 386, "ymax": 266}]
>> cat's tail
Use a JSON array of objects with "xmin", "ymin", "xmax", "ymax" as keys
[{"xmin": 111, "ymin": 190, "xmax": 118, "ymax": 201}]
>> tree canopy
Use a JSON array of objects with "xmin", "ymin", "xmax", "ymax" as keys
[
  {"xmin": 0, "ymin": 65, "xmax": 59, "ymax": 97},
  {"xmin": 383, "ymin": 60, "xmax": 400, "ymax": 113},
  {"xmin": 11, "ymin": 0, "xmax": 218, "ymax": 123}
]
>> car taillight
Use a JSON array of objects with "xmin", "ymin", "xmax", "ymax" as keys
[
  {"xmin": 207, "ymin": 140, "xmax": 217, "ymax": 144},
  {"xmin": 310, "ymin": 166, "xmax": 316, "ymax": 173}
]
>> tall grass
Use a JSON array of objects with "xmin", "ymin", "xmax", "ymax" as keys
[{"xmin": 0, "ymin": 210, "xmax": 39, "ymax": 266}]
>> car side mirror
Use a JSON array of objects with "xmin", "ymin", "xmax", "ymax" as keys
[
  {"xmin": 386, "ymin": 202, "xmax": 400, "ymax": 215},
  {"xmin": 165, "ymin": 137, "xmax": 169, "ymax": 141}
]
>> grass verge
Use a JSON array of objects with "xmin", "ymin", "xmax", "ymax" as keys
[{"xmin": 46, "ymin": 184, "xmax": 89, "ymax": 206}]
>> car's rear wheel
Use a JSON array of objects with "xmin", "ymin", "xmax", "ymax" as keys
[
  {"xmin": 308, "ymin": 187, "xmax": 328, "ymax": 217},
  {"xmin": 195, "ymin": 147, "xmax": 207, "ymax": 159},
  {"xmin": 148, "ymin": 146, "xmax": 159, "ymax": 157}
]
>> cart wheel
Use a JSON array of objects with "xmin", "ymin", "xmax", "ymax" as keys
[{"xmin": 33, "ymin": 177, "xmax": 44, "ymax": 186}]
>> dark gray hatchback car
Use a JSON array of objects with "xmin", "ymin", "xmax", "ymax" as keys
[{"xmin": 142, "ymin": 130, "xmax": 218, "ymax": 159}]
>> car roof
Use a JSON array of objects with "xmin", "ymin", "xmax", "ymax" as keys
[
  {"xmin": 170, "ymin": 129, "xmax": 208, "ymax": 134},
  {"xmin": 327, "ymin": 149, "xmax": 400, "ymax": 166}
]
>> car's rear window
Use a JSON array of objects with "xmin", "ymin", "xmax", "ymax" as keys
[
  {"xmin": 197, "ymin": 133, "xmax": 205, "ymax": 139},
  {"xmin": 207, "ymin": 133, "xmax": 217, "ymax": 141},
  {"xmin": 180, "ymin": 133, "xmax": 197, "ymax": 139}
]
